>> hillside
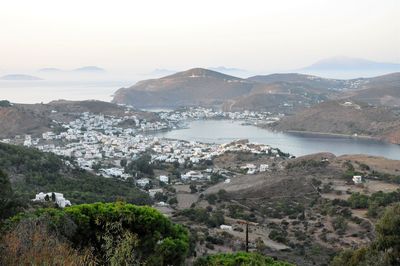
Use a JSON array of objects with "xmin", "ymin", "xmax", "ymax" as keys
[
  {"xmin": 112, "ymin": 69, "xmax": 337, "ymax": 110},
  {"xmin": 113, "ymin": 68, "xmax": 257, "ymax": 108},
  {"xmin": 200, "ymin": 151, "xmax": 400, "ymax": 265},
  {"xmin": 345, "ymin": 72, "xmax": 400, "ymax": 106},
  {"xmin": 0, "ymin": 142, "xmax": 150, "ymax": 205},
  {"xmin": 270, "ymin": 101, "xmax": 400, "ymax": 144},
  {"xmin": 0, "ymin": 100, "xmax": 157, "ymax": 138},
  {"xmin": 113, "ymin": 68, "xmax": 400, "ymax": 111}
]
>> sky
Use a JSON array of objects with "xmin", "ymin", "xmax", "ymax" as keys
[{"xmin": 0, "ymin": 0, "xmax": 399, "ymax": 75}]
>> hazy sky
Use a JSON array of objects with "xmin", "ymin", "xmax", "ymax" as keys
[{"xmin": 0, "ymin": 0, "xmax": 399, "ymax": 74}]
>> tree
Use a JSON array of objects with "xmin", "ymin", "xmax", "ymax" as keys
[
  {"xmin": 126, "ymin": 154, "xmax": 154, "ymax": 176},
  {"xmin": 0, "ymin": 169, "xmax": 13, "ymax": 220},
  {"xmin": 3, "ymin": 202, "xmax": 189, "ymax": 266},
  {"xmin": 168, "ymin": 197, "xmax": 178, "ymax": 205},
  {"xmin": 332, "ymin": 216, "xmax": 347, "ymax": 235},
  {"xmin": 374, "ymin": 204, "xmax": 400, "ymax": 263},
  {"xmin": 331, "ymin": 203, "xmax": 400, "ymax": 266},
  {"xmin": 348, "ymin": 192, "xmax": 369, "ymax": 209},
  {"xmin": 189, "ymin": 184, "xmax": 197, "ymax": 193},
  {"xmin": 120, "ymin": 159, "xmax": 127, "ymax": 168}
]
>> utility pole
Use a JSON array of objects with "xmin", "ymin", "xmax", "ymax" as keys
[{"xmin": 237, "ymin": 220, "xmax": 259, "ymax": 252}]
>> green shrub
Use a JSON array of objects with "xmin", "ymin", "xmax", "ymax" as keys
[
  {"xmin": 4, "ymin": 202, "xmax": 189, "ymax": 265},
  {"xmin": 194, "ymin": 252, "xmax": 293, "ymax": 266}
]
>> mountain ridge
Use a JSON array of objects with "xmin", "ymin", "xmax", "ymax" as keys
[{"xmin": 113, "ymin": 67, "xmax": 400, "ymax": 110}]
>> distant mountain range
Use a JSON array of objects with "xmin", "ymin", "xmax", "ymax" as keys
[
  {"xmin": 0, "ymin": 74, "xmax": 42, "ymax": 81},
  {"xmin": 112, "ymin": 67, "xmax": 400, "ymax": 111},
  {"xmin": 37, "ymin": 66, "xmax": 106, "ymax": 73},
  {"xmin": 299, "ymin": 56, "xmax": 400, "ymax": 78},
  {"xmin": 302, "ymin": 56, "xmax": 400, "ymax": 71}
]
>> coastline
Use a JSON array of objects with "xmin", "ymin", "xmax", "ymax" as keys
[{"xmin": 284, "ymin": 130, "xmax": 378, "ymax": 140}]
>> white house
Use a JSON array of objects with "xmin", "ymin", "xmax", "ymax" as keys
[
  {"xmin": 353, "ymin": 175, "xmax": 363, "ymax": 184},
  {"xmin": 33, "ymin": 192, "xmax": 71, "ymax": 208},
  {"xmin": 220, "ymin": 225, "xmax": 233, "ymax": 231},
  {"xmin": 247, "ymin": 169, "xmax": 256, "ymax": 175},
  {"xmin": 182, "ymin": 170, "xmax": 203, "ymax": 180},
  {"xmin": 259, "ymin": 164, "xmax": 269, "ymax": 172},
  {"xmin": 137, "ymin": 178, "xmax": 150, "ymax": 187},
  {"xmin": 159, "ymin": 175, "xmax": 169, "ymax": 183},
  {"xmin": 240, "ymin": 163, "xmax": 257, "ymax": 170},
  {"xmin": 148, "ymin": 188, "xmax": 163, "ymax": 197}
]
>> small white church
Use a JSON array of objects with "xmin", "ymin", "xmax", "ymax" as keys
[{"xmin": 32, "ymin": 192, "xmax": 71, "ymax": 208}]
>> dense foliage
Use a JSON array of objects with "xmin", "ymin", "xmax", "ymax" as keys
[
  {"xmin": 125, "ymin": 153, "xmax": 154, "ymax": 176},
  {"xmin": 194, "ymin": 252, "xmax": 294, "ymax": 266},
  {"xmin": 0, "ymin": 100, "xmax": 11, "ymax": 107},
  {"xmin": 0, "ymin": 143, "xmax": 150, "ymax": 206},
  {"xmin": 0, "ymin": 169, "xmax": 26, "ymax": 220},
  {"xmin": 347, "ymin": 190, "xmax": 400, "ymax": 217},
  {"xmin": 2, "ymin": 202, "xmax": 189, "ymax": 265}
]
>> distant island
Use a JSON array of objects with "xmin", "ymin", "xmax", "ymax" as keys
[
  {"xmin": 302, "ymin": 56, "xmax": 400, "ymax": 72},
  {"xmin": 0, "ymin": 74, "xmax": 42, "ymax": 81},
  {"xmin": 73, "ymin": 66, "xmax": 106, "ymax": 72}
]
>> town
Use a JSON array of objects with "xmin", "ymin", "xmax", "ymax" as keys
[{"xmin": 1, "ymin": 107, "xmax": 286, "ymax": 205}]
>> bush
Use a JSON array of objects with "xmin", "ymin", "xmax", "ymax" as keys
[
  {"xmin": 332, "ymin": 216, "xmax": 347, "ymax": 235},
  {"xmin": 348, "ymin": 192, "xmax": 369, "ymax": 209},
  {"xmin": 268, "ymin": 229, "xmax": 288, "ymax": 244},
  {"xmin": 194, "ymin": 252, "xmax": 293, "ymax": 266},
  {"xmin": 2, "ymin": 202, "xmax": 189, "ymax": 265}
]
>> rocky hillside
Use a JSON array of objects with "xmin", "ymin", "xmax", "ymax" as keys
[{"xmin": 271, "ymin": 101, "xmax": 400, "ymax": 144}]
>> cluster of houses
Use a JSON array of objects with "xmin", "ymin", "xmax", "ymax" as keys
[
  {"xmin": 158, "ymin": 107, "xmax": 282, "ymax": 124},
  {"xmin": 2, "ymin": 108, "xmax": 288, "ymax": 204},
  {"xmin": 240, "ymin": 163, "xmax": 269, "ymax": 175},
  {"xmin": 1, "ymin": 110, "xmax": 283, "ymax": 185}
]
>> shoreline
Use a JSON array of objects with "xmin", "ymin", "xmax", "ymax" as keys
[{"xmin": 283, "ymin": 130, "xmax": 378, "ymax": 140}]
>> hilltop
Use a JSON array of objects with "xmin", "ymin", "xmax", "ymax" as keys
[
  {"xmin": 113, "ymin": 68, "xmax": 400, "ymax": 111},
  {"xmin": 113, "ymin": 68, "xmax": 257, "ymax": 108},
  {"xmin": 270, "ymin": 100, "xmax": 400, "ymax": 144},
  {"xmin": 112, "ymin": 69, "xmax": 333, "ymax": 111}
]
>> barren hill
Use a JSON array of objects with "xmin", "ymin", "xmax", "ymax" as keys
[
  {"xmin": 270, "ymin": 101, "xmax": 400, "ymax": 144},
  {"xmin": 112, "ymin": 68, "xmax": 257, "ymax": 108}
]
